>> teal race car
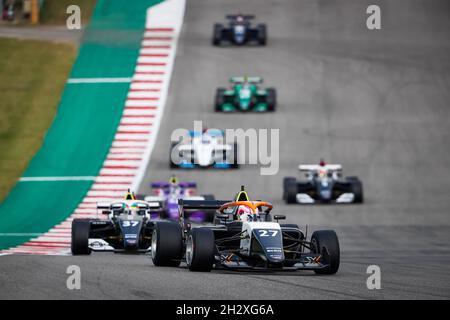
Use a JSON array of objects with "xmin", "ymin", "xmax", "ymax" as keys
[{"xmin": 215, "ymin": 77, "xmax": 276, "ymax": 112}]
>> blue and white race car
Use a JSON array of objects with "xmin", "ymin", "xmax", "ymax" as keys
[
  {"xmin": 170, "ymin": 129, "xmax": 238, "ymax": 169},
  {"xmin": 213, "ymin": 14, "xmax": 267, "ymax": 46}
]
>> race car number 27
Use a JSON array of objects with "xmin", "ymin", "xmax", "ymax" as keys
[{"xmin": 258, "ymin": 230, "xmax": 278, "ymax": 237}]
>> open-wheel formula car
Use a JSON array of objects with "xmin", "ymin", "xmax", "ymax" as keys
[
  {"xmin": 141, "ymin": 175, "xmax": 216, "ymax": 222},
  {"xmin": 150, "ymin": 186, "xmax": 340, "ymax": 274},
  {"xmin": 71, "ymin": 190, "xmax": 159, "ymax": 255},
  {"xmin": 215, "ymin": 77, "xmax": 276, "ymax": 112},
  {"xmin": 283, "ymin": 160, "xmax": 364, "ymax": 204},
  {"xmin": 170, "ymin": 129, "xmax": 238, "ymax": 169},
  {"xmin": 213, "ymin": 14, "xmax": 267, "ymax": 46}
]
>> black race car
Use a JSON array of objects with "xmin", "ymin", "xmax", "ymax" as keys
[
  {"xmin": 213, "ymin": 14, "xmax": 267, "ymax": 46},
  {"xmin": 283, "ymin": 163, "xmax": 364, "ymax": 204},
  {"xmin": 71, "ymin": 191, "xmax": 160, "ymax": 254},
  {"xmin": 150, "ymin": 187, "xmax": 340, "ymax": 274}
]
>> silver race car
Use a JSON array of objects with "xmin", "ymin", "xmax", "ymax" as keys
[{"xmin": 283, "ymin": 161, "xmax": 363, "ymax": 204}]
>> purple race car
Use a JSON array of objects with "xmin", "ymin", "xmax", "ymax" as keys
[{"xmin": 140, "ymin": 176, "xmax": 216, "ymax": 223}]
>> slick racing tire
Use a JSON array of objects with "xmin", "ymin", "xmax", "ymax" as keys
[
  {"xmin": 212, "ymin": 23, "xmax": 223, "ymax": 45},
  {"xmin": 346, "ymin": 176, "xmax": 364, "ymax": 203},
  {"xmin": 186, "ymin": 228, "xmax": 215, "ymax": 272},
  {"xmin": 71, "ymin": 219, "xmax": 91, "ymax": 255},
  {"xmin": 231, "ymin": 142, "xmax": 239, "ymax": 168},
  {"xmin": 283, "ymin": 177, "xmax": 297, "ymax": 204},
  {"xmin": 169, "ymin": 142, "xmax": 179, "ymax": 168},
  {"xmin": 151, "ymin": 222, "xmax": 183, "ymax": 267},
  {"xmin": 257, "ymin": 24, "xmax": 267, "ymax": 45},
  {"xmin": 215, "ymin": 88, "xmax": 226, "ymax": 112},
  {"xmin": 266, "ymin": 88, "xmax": 276, "ymax": 111},
  {"xmin": 311, "ymin": 230, "xmax": 340, "ymax": 275}
]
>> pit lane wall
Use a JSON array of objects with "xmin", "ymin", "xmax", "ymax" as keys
[{"xmin": 0, "ymin": 0, "xmax": 185, "ymax": 253}]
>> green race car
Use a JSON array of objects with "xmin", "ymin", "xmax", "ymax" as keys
[{"xmin": 215, "ymin": 77, "xmax": 276, "ymax": 112}]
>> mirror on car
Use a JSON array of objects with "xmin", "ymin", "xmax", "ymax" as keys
[
  {"xmin": 102, "ymin": 210, "xmax": 111, "ymax": 215},
  {"xmin": 216, "ymin": 214, "xmax": 229, "ymax": 220},
  {"xmin": 273, "ymin": 215, "xmax": 286, "ymax": 220}
]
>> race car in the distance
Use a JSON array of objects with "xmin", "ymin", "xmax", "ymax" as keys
[
  {"xmin": 141, "ymin": 175, "xmax": 216, "ymax": 222},
  {"xmin": 213, "ymin": 14, "xmax": 267, "ymax": 46},
  {"xmin": 215, "ymin": 77, "xmax": 276, "ymax": 112},
  {"xmin": 170, "ymin": 129, "xmax": 238, "ymax": 169},
  {"xmin": 150, "ymin": 186, "xmax": 340, "ymax": 274},
  {"xmin": 283, "ymin": 160, "xmax": 364, "ymax": 204},
  {"xmin": 71, "ymin": 190, "xmax": 159, "ymax": 255}
]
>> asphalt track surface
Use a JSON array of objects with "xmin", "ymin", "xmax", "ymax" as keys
[{"xmin": 1, "ymin": 0, "xmax": 450, "ymax": 299}]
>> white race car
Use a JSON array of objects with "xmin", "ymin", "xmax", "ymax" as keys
[
  {"xmin": 170, "ymin": 129, "xmax": 238, "ymax": 169},
  {"xmin": 283, "ymin": 161, "xmax": 363, "ymax": 204}
]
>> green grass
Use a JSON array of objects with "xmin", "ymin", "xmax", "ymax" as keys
[
  {"xmin": 0, "ymin": 38, "xmax": 76, "ymax": 201},
  {"xmin": 40, "ymin": 0, "xmax": 96, "ymax": 25}
]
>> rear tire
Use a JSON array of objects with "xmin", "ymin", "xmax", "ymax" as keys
[
  {"xmin": 169, "ymin": 142, "xmax": 179, "ymax": 168},
  {"xmin": 213, "ymin": 23, "xmax": 222, "ymax": 45},
  {"xmin": 266, "ymin": 88, "xmax": 276, "ymax": 111},
  {"xmin": 186, "ymin": 228, "xmax": 215, "ymax": 272},
  {"xmin": 257, "ymin": 24, "xmax": 267, "ymax": 45},
  {"xmin": 283, "ymin": 177, "xmax": 297, "ymax": 204},
  {"xmin": 71, "ymin": 219, "xmax": 91, "ymax": 255},
  {"xmin": 231, "ymin": 142, "xmax": 239, "ymax": 168},
  {"xmin": 151, "ymin": 222, "xmax": 183, "ymax": 267},
  {"xmin": 311, "ymin": 230, "xmax": 340, "ymax": 275}
]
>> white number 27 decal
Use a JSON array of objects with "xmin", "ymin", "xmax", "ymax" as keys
[{"xmin": 258, "ymin": 229, "xmax": 278, "ymax": 237}]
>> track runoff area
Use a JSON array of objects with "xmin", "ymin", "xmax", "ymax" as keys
[{"xmin": 0, "ymin": 0, "xmax": 184, "ymax": 255}]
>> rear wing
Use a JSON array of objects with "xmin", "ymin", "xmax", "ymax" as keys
[
  {"xmin": 178, "ymin": 199, "xmax": 231, "ymax": 209},
  {"xmin": 298, "ymin": 164, "xmax": 342, "ymax": 172},
  {"xmin": 230, "ymin": 76, "xmax": 262, "ymax": 84},
  {"xmin": 226, "ymin": 14, "xmax": 255, "ymax": 20}
]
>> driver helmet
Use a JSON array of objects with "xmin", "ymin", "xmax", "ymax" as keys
[
  {"xmin": 169, "ymin": 175, "xmax": 178, "ymax": 185},
  {"xmin": 128, "ymin": 202, "xmax": 144, "ymax": 216},
  {"xmin": 318, "ymin": 168, "xmax": 328, "ymax": 178},
  {"xmin": 236, "ymin": 205, "xmax": 259, "ymax": 222}
]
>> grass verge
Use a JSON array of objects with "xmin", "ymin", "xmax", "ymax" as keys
[{"xmin": 0, "ymin": 37, "xmax": 76, "ymax": 201}]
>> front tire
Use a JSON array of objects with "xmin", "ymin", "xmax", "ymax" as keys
[
  {"xmin": 151, "ymin": 222, "xmax": 183, "ymax": 267},
  {"xmin": 311, "ymin": 230, "xmax": 340, "ymax": 275},
  {"xmin": 186, "ymin": 228, "xmax": 215, "ymax": 272},
  {"xmin": 169, "ymin": 142, "xmax": 179, "ymax": 168},
  {"xmin": 71, "ymin": 219, "xmax": 91, "ymax": 255}
]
